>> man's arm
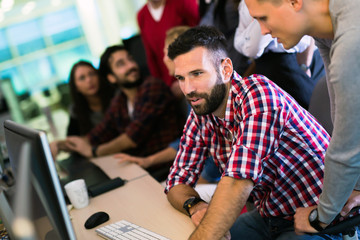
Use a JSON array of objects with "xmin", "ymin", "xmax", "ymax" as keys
[
  {"xmin": 66, "ymin": 133, "xmax": 136, "ymax": 158},
  {"xmin": 190, "ymin": 177, "xmax": 253, "ymax": 240},
  {"xmin": 316, "ymin": 25, "xmax": 360, "ymax": 224},
  {"xmin": 96, "ymin": 133, "xmax": 136, "ymax": 157},
  {"xmin": 234, "ymin": 0, "xmax": 273, "ymax": 59},
  {"xmin": 114, "ymin": 147, "xmax": 177, "ymax": 168},
  {"xmin": 167, "ymin": 183, "xmax": 209, "ymax": 227},
  {"xmin": 167, "ymin": 184, "xmax": 205, "ymax": 216}
]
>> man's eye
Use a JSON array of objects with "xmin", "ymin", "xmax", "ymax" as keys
[
  {"xmin": 116, "ymin": 62, "xmax": 125, "ymax": 67},
  {"xmin": 176, "ymin": 76, "xmax": 184, "ymax": 81},
  {"xmin": 193, "ymin": 72, "xmax": 202, "ymax": 77},
  {"xmin": 258, "ymin": 17, "xmax": 267, "ymax": 22}
]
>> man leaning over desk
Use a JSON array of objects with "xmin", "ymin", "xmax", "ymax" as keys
[
  {"xmin": 164, "ymin": 26, "xmax": 335, "ymax": 239},
  {"xmin": 65, "ymin": 45, "xmax": 185, "ymax": 180}
]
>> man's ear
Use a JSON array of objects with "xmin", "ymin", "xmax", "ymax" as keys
[
  {"xmin": 289, "ymin": 0, "xmax": 303, "ymax": 11},
  {"xmin": 107, "ymin": 73, "xmax": 117, "ymax": 84},
  {"xmin": 221, "ymin": 58, "xmax": 233, "ymax": 81}
]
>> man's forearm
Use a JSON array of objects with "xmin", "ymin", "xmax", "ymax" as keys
[
  {"xmin": 147, "ymin": 147, "xmax": 177, "ymax": 166},
  {"xmin": 97, "ymin": 133, "xmax": 137, "ymax": 156},
  {"xmin": 190, "ymin": 177, "xmax": 254, "ymax": 240},
  {"xmin": 167, "ymin": 184, "xmax": 203, "ymax": 216}
]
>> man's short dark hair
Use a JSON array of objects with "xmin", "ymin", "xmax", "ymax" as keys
[
  {"xmin": 168, "ymin": 26, "xmax": 228, "ymax": 67},
  {"xmin": 99, "ymin": 45, "xmax": 127, "ymax": 77}
]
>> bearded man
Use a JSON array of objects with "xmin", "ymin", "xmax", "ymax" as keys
[
  {"xmin": 164, "ymin": 26, "xmax": 333, "ymax": 239},
  {"xmin": 65, "ymin": 45, "xmax": 184, "ymax": 181}
]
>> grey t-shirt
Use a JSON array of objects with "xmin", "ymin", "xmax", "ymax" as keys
[{"xmin": 315, "ymin": 0, "xmax": 360, "ymax": 224}]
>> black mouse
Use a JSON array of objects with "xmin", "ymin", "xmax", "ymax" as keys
[{"xmin": 84, "ymin": 211, "xmax": 110, "ymax": 229}]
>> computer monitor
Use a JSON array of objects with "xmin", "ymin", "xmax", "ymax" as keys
[{"xmin": 1, "ymin": 120, "xmax": 76, "ymax": 240}]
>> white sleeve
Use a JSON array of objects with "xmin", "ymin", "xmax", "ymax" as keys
[{"xmin": 234, "ymin": 0, "xmax": 273, "ymax": 59}]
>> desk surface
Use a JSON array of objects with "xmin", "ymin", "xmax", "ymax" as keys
[
  {"xmin": 90, "ymin": 155, "xmax": 149, "ymax": 181},
  {"xmin": 69, "ymin": 155, "xmax": 195, "ymax": 240}
]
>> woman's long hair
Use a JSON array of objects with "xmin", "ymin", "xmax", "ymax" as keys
[{"xmin": 69, "ymin": 60, "xmax": 115, "ymax": 135}]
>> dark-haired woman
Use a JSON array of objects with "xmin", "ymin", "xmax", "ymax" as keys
[{"xmin": 50, "ymin": 60, "xmax": 115, "ymax": 158}]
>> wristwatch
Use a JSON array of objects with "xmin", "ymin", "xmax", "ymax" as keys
[
  {"xmin": 300, "ymin": 63, "xmax": 310, "ymax": 72},
  {"xmin": 309, "ymin": 208, "xmax": 325, "ymax": 232},
  {"xmin": 183, "ymin": 197, "xmax": 205, "ymax": 217}
]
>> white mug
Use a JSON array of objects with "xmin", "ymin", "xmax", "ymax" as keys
[{"xmin": 64, "ymin": 179, "xmax": 89, "ymax": 209}]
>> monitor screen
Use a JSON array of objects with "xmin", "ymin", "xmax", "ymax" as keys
[{"xmin": 1, "ymin": 120, "xmax": 76, "ymax": 240}]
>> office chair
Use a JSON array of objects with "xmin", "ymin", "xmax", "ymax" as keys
[{"xmin": 314, "ymin": 207, "xmax": 360, "ymax": 240}]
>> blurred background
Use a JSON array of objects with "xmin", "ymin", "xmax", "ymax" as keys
[{"xmin": 0, "ymin": 0, "xmax": 146, "ymax": 145}]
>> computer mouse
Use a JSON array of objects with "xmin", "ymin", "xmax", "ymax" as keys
[{"xmin": 84, "ymin": 211, "xmax": 110, "ymax": 229}]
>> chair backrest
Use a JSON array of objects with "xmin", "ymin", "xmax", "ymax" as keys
[{"xmin": 308, "ymin": 76, "xmax": 333, "ymax": 136}]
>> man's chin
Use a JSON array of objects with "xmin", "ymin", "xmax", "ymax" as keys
[
  {"xmin": 279, "ymin": 39, "xmax": 301, "ymax": 50},
  {"xmin": 120, "ymin": 77, "xmax": 143, "ymax": 89},
  {"xmin": 192, "ymin": 105, "xmax": 210, "ymax": 116}
]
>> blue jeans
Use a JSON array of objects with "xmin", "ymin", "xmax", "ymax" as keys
[{"xmin": 229, "ymin": 209, "xmax": 346, "ymax": 240}]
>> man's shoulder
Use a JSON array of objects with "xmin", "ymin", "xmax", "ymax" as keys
[
  {"xmin": 137, "ymin": 4, "xmax": 148, "ymax": 21},
  {"xmin": 232, "ymin": 74, "xmax": 271, "ymax": 93},
  {"xmin": 139, "ymin": 76, "xmax": 173, "ymax": 97},
  {"xmin": 142, "ymin": 75, "xmax": 165, "ymax": 86}
]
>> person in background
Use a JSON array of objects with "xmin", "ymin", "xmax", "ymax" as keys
[
  {"xmin": 244, "ymin": 0, "xmax": 360, "ymax": 235},
  {"xmin": 164, "ymin": 25, "xmax": 335, "ymax": 239},
  {"xmin": 199, "ymin": 0, "xmax": 250, "ymax": 76},
  {"xmin": 65, "ymin": 45, "xmax": 184, "ymax": 181},
  {"xmin": 137, "ymin": 0, "xmax": 199, "ymax": 95},
  {"xmin": 234, "ymin": 0, "xmax": 325, "ymax": 109},
  {"xmin": 50, "ymin": 60, "xmax": 115, "ymax": 158}
]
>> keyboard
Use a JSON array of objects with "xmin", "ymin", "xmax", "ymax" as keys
[{"xmin": 95, "ymin": 220, "xmax": 170, "ymax": 240}]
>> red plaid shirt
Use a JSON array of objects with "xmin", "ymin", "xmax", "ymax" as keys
[
  {"xmin": 165, "ymin": 72, "xmax": 330, "ymax": 219},
  {"xmin": 87, "ymin": 76, "xmax": 184, "ymax": 157}
]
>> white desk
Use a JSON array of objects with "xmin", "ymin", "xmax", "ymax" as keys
[
  {"xmin": 90, "ymin": 155, "xmax": 149, "ymax": 180},
  {"xmin": 69, "ymin": 155, "xmax": 195, "ymax": 240}
]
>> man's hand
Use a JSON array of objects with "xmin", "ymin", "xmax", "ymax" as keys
[
  {"xmin": 189, "ymin": 202, "xmax": 231, "ymax": 240},
  {"xmin": 341, "ymin": 190, "xmax": 360, "ymax": 217},
  {"xmin": 190, "ymin": 202, "xmax": 208, "ymax": 226},
  {"xmin": 189, "ymin": 177, "xmax": 253, "ymax": 240},
  {"xmin": 294, "ymin": 205, "xmax": 323, "ymax": 235},
  {"xmin": 65, "ymin": 136, "xmax": 92, "ymax": 158},
  {"xmin": 114, "ymin": 153, "xmax": 152, "ymax": 168}
]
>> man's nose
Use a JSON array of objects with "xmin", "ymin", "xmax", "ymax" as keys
[
  {"xmin": 181, "ymin": 78, "xmax": 195, "ymax": 95},
  {"xmin": 259, "ymin": 22, "xmax": 271, "ymax": 35}
]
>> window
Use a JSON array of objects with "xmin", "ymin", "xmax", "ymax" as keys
[{"xmin": 0, "ymin": 6, "xmax": 89, "ymax": 95}]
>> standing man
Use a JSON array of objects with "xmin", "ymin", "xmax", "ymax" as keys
[
  {"xmin": 66, "ymin": 45, "xmax": 184, "ymax": 181},
  {"xmin": 137, "ymin": 0, "xmax": 199, "ymax": 92},
  {"xmin": 244, "ymin": 0, "xmax": 360, "ymax": 234},
  {"xmin": 234, "ymin": 0, "xmax": 325, "ymax": 110},
  {"xmin": 165, "ymin": 26, "xmax": 332, "ymax": 239}
]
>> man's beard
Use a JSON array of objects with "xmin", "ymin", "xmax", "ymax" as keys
[
  {"xmin": 117, "ymin": 67, "xmax": 143, "ymax": 89},
  {"xmin": 186, "ymin": 74, "xmax": 227, "ymax": 116}
]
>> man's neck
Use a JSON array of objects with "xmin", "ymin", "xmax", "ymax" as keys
[
  {"xmin": 213, "ymin": 82, "xmax": 231, "ymax": 119},
  {"xmin": 148, "ymin": 0, "xmax": 165, "ymax": 9},
  {"xmin": 306, "ymin": 0, "xmax": 333, "ymax": 39},
  {"xmin": 121, "ymin": 87, "xmax": 138, "ymax": 105}
]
